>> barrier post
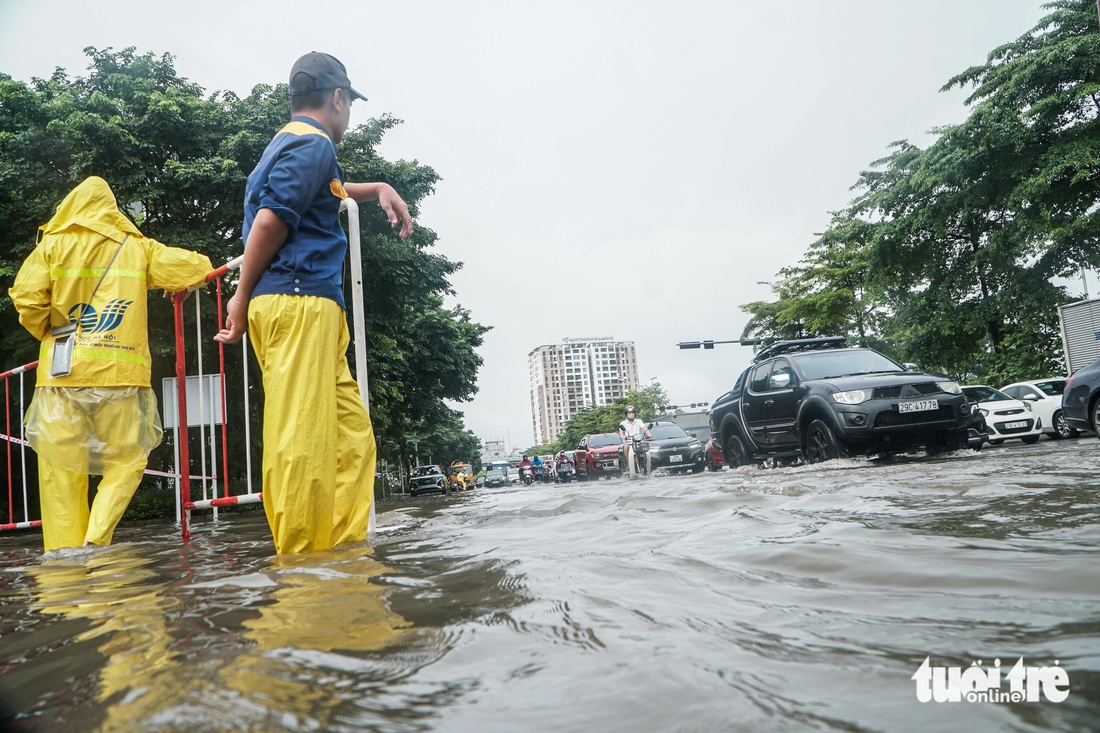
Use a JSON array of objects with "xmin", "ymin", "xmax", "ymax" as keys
[
  {"xmin": 340, "ymin": 198, "xmax": 376, "ymax": 536},
  {"xmin": 173, "ymin": 292, "xmax": 192, "ymax": 542}
]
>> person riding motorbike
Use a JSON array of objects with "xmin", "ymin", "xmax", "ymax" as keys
[
  {"xmin": 530, "ymin": 454, "xmax": 549, "ymax": 482},
  {"xmin": 518, "ymin": 454, "xmax": 534, "ymax": 483},
  {"xmin": 618, "ymin": 405, "xmax": 652, "ymax": 477},
  {"xmin": 554, "ymin": 450, "xmax": 574, "ymax": 482}
]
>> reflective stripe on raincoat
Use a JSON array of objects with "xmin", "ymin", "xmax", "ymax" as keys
[{"xmin": 8, "ymin": 176, "xmax": 213, "ymax": 387}]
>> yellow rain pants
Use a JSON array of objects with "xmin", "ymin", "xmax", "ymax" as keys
[
  {"xmin": 26, "ymin": 387, "xmax": 161, "ymax": 550},
  {"xmin": 248, "ymin": 294, "xmax": 375, "ymax": 554}
]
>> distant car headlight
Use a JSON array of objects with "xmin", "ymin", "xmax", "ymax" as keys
[
  {"xmin": 687, "ymin": 440, "xmax": 702, "ymax": 450},
  {"xmin": 937, "ymin": 381, "xmax": 961, "ymax": 395},
  {"xmin": 1022, "ymin": 401, "xmax": 1032, "ymax": 412},
  {"xmin": 833, "ymin": 389, "xmax": 872, "ymax": 405}
]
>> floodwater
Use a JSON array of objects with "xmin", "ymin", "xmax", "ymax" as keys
[{"xmin": 0, "ymin": 440, "xmax": 1098, "ymax": 733}]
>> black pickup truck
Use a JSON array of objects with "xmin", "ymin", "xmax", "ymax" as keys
[{"xmin": 708, "ymin": 337, "xmax": 971, "ymax": 466}]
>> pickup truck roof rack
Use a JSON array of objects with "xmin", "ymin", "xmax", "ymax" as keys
[{"xmin": 752, "ymin": 336, "xmax": 848, "ymax": 363}]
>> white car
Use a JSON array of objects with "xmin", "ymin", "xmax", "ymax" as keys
[
  {"xmin": 1000, "ymin": 378, "xmax": 1081, "ymax": 439},
  {"xmin": 961, "ymin": 385, "xmax": 1043, "ymax": 445}
]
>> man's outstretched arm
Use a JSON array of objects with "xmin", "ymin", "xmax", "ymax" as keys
[{"xmin": 345, "ymin": 182, "xmax": 413, "ymax": 238}]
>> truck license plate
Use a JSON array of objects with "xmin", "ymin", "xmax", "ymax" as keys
[{"xmin": 899, "ymin": 399, "xmax": 938, "ymax": 413}]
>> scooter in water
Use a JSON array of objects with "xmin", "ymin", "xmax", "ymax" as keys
[
  {"xmin": 622, "ymin": 436, "xmax": 650, "ymax": 478},
  {"xmin": 522, "ymin": 465, "xmax": 551, "ymax": 485},
  {"xmin": 555, "ymin": 461, "xmax": 574, "ymax": 483}
]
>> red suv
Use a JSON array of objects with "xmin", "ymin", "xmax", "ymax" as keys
[{"xmin": 573, "ymin": 432, "xmax": 624, "ymax": 480}]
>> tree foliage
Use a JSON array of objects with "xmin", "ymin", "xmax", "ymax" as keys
[
  {"xmin": 535, "ymin": 383, "xmax": 669, "ymax": 454},
  {"xmin": 0, "ymin": 47, "xmax": 487, "ymax": 499},
  {"xmin": 741, "ymin": 0, "xmax": 1100, "ymax": 384}
]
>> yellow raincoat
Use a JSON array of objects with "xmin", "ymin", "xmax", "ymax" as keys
[{"xmin": 8, "ymin": 176, "xmax": 212, "ymax": 550}]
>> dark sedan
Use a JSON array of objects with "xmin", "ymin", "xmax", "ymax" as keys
[
  {"xmin": 644, "ymin": 421, "xmax": 705, "ymax": 473},
  {"xmin": 1062, "ymin": 356, "xmax": 1100, "ymax": 436}
]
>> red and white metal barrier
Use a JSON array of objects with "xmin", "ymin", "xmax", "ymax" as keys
[
  {"xmin": 1, "ymin": 198, "xmax": 373, "ymax": 544},
  {"xmin": 0, "ymin": 361, "xmax": 41, "ymax": 533}
]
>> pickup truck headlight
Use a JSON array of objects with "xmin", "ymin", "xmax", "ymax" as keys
[
  {"xmin": 832, "ymin": 389, "xmax": 872, "ymax": 405},
  {"xmin": 937, "ymin": 381, "xmax": 961, "ymax": 395}
]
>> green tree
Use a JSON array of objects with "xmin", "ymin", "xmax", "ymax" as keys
[
  {"xmin": 552, "ymin": 383, "xmax": 669, "ymax": 452},
  {"xmin": 742, "ymin": 0, "xmax": 1100, "ymax": 384},
  {"xmin": 397, "ymin": 406, "xmax": 481, "ymax": 476},
  {"xmin": 741, "ymin": 213, "xmax": 891, "ymax": 351}
]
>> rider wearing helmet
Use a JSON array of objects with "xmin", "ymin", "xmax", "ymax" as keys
[
  {"xmin": 618, "ymin": 405, "xmax": 652, "ymax": 477},
  {"xmin": 555, "ymin": 449, "xmax": 573, "ymax": 473},
  {"xmin": 554, "ymin": 449, "xmax": 574, "ymax": 481}
]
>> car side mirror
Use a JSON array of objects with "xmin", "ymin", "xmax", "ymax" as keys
[
  {"xmin": 769, "ymin": 372, "xmax": 792, "ymax": 390},
  {"xmin": 902, "ymin": 363, "xmax": 920, "ymax": 371},
  {"xmin": 1021, "ymin": 393, "xmax": 1039, "ymax": 401}
]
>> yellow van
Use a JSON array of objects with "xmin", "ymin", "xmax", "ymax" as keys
[{"xmin": 449, "ymin": 462, "xmax": 475, "ymax": 491}]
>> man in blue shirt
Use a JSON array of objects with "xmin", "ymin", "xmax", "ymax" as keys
[{"xmin": 215, "ymin": 52, "xmax": 413, "ymax": 553}]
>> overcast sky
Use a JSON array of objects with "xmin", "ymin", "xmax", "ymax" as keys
[{"xmin": 2, "ymin": 0, "xmax": 1080, "ymax": 450}]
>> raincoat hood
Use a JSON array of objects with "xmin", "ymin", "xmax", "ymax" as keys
[
  {"xmin": 9, "ymin": 176, "xmax": 213, "ymax": 387},
  {"xmin": 38, "ymin": 176, "xmax": 142, "ymax": 244}
]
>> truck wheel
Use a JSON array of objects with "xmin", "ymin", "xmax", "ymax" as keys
[
  {"xmin": 803, "ymin": 419, "xmax": 843, "ymax": 464},
  {"xmin": 723, "ymin": 434, "xmax": 748, "ymax": 468}
]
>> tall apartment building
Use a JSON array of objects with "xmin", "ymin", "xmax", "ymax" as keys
[{"xmin": 528, "ymin": 337, "xmax": 641, "ymax": 445}]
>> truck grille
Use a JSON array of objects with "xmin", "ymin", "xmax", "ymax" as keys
[
  {"xmin": 872, "ymin": 383, "xmax": 941, "ymax": 399},
  {"xmin": 874, "ymin": 405, "xmax": 957, "ymax": 427}
]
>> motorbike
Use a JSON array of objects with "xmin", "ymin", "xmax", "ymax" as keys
[
  {"xmin": 555, "ymin": 460, "xmax": 574, "ymax": 483},
  {"xmin": 623, "ymin": 436, "xmax": 650, "ymax": 477},
  {"xmin": 521, "ymin": 465, "xmax": 551, "ymax": 485}
]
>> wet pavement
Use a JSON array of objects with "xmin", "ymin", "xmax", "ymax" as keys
[{"xmin": 0, "ymin": 438, "xmax": 1097, "ymax": 732}]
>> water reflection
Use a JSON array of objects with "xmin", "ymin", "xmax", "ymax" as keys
[
  {"xmin": 211, "ymin": 550, "xmax": 418, "ymax": 731},
  {"xmin": 25, "ymin": 546, "xmax": 182, "ymax": 732}
]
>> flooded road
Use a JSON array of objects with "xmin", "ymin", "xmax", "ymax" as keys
[{"xmin": 1, "ymin": 439, "xmax": 1098, "ymax": 732}]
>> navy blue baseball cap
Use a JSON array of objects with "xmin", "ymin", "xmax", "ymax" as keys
[{"xmin": 289, "ymin": 52, "xmax": 366, "ymax": 101}]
